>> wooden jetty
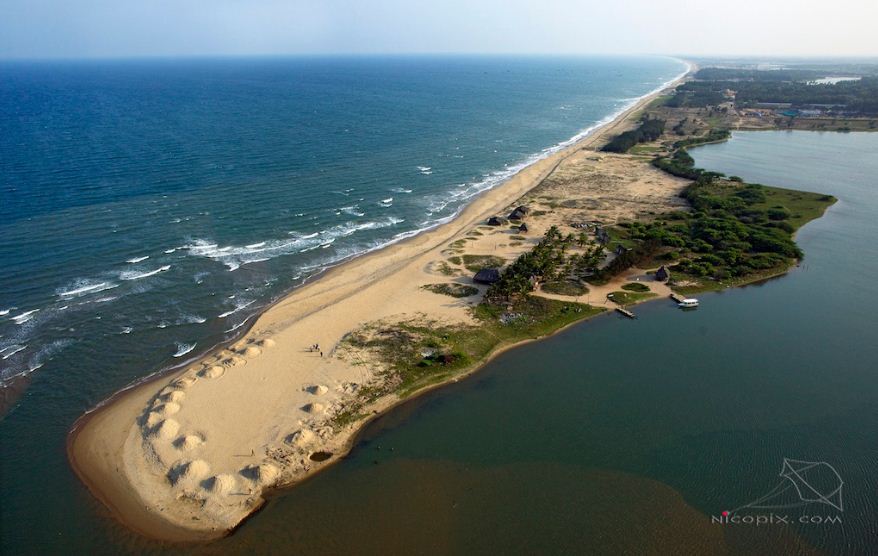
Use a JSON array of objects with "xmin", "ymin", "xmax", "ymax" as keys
[
  {"xmin": 669, "ymin": 293, "xmax": 686, "ymax": 304},
  {"xmin": 615, "ymin": 307, "xmax": 636, "ymax": 319}
]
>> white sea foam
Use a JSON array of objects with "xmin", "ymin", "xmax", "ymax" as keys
[
  {"xmin": 164, "ymin": 248, "xmax": 177, "ymax": 254},
  {"xmin": 1, "ymin": 345, "xmax": 26, "ymax": 359},
  {"xmin": 120, "ymin": 326, "xmax": 133, "ymax": 334},
  {"xmin": 57, "ymin": 280, "xmax": 118, "ymax": 298},
  {"xmin": 186, "ymin": 217, "xmax": 404, "ymax": 270},
  {"xmin": 340, "ymin": 205, "xmax": 365, "ymax": 217},
  {"xmin": 0, "ymin": 309, "xmax": 11, "ymax": 317},
  {"xmin": 390, "ymin": 187, "xmax": 413, "ymax": 194},
  {"xmin": 126, "ymin": 256, "xmax": 150, "ymax": 263},
  {"xmin": 173, "ymin": 342, "xmax": 196, "ymax": 357},
  {"xmin": 119, "ymin": 265, "xmax": 171, "ymax": 281},
  {"xmin": 417, "ymin": 166, "xmax": 432, "ymax": 175},
  {"xmin": 11, "ymin": 309, "xmax": 39, "ymax": 325},
  {"xmin": 218, "ymin": 299, "xmax": 256, "ymax": 318}
]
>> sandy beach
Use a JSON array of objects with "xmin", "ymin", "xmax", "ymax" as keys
[{"xmin": 68, "ymin": 67, "xmax": 693, "ymax": 541}]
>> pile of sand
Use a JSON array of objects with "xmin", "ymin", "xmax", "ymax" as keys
[
  {"xmin": 302, "ymin": 402, "xmax": 324, "ymax": 414},
  {"xmin": 161, "ymin": 390, "xmax": 186, "ymax": 403},
  {"xmin": 199, "ymin": 365, "xmax": 225, "ymax": 379},
  {"xmin": 206, "ymin": 473, "xmax": 237, "ymax": 495},
  {"xmin": 153, "ymin": 402, "xmax": 180, "ymax": 417},
  {"xmin": 223, "ymin": 356, "xmax": 246, "ymax": 367},
  {"xmin": 168, "ymin": 459, "xmax": 211, "ymax": 486},
  {"xmin": 172, "ymin": 376, "xmax": 197, "ymax": 389},
  {"xmin": 243, "ymin": 463, "xmax": 279, "ymax": 486},
  {"xmin": 259, "ymin": 338, "xmax": 276, "ymax": 348},
  {"xmin": 152, "ymin": 418, "xmax": 180, "ymax": 440},
  {"xmin": 174, "ymin": 434, "xmax": 204, "ymax": 451},
  {"xmin": 307, "ymin": 384, "xmax": 328, "ymax": 395},
  {"xmin": 286, "ymin": 428, "xmax": 315, "ymax": 447},
  {"xmin": 243, "ymin": 346, "xmax": 262, "ymax": 358}
]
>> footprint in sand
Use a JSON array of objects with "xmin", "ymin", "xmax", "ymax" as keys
[
  {"xmin": 152, "ymin": 402, "xmax": 181, "ymax": 417},
  {"xmin": 160, "ymin": 389, "xmax": 186, "ymax": 403}
]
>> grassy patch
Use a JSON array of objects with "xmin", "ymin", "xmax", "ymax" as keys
[
  {"xmin": 607, "ymin": 290, "xmax": 657, "ymax": 306},
  {"xmin": 422, "ymin": 283, "xmax": 480, "ymax": 298},
  {"xmin": 462, "ymin": 254, "xmax": 506, "ymax": 272},
  {"xmin": 621, "ymin": 282, "xmax": 650, "ymax": 292},
  {"xmin": 447, "ymin": 256, "xmax": 462, "ymax": 266},
  {"xmin": 435, "ymin": 262, "xmax": 457, "ymax": 276},
  {"xmin": 541, "ymin": 280, "xmax": 589, "ymax": 296},
  {"xmin": 335, "ymin": 297, "xmax": 605, "ymax": 414}
]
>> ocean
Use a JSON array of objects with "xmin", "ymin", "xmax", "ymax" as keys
[{"xmin": 0, "ymin": 56, "xmax": 686, "ymax": 552}]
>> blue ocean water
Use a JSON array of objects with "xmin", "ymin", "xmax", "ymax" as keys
[{"xmin": 0, "ymin": 56, "xmax": 685, "ymax": 391}]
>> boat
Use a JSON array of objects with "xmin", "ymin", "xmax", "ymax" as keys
[{"xmin": 678, "ymin": 298, "xmax": 699, "ymax": 308}]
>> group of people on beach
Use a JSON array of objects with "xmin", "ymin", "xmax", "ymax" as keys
[{"xmin": 309, "ymin": 343, "xmax": 322, "ymax": 357}]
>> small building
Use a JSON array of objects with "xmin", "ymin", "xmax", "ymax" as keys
[
  {"xmin": 518, "ymin": 223, "xmax": 528, "ymax": 234},
  {"xmin": 508, "ymin": 205, "xmax": 530, "ymax": 221},
  {"xmin": 655, "ymin": 265, "xmax": 670, "ymax": 282},
  {"xmin": 473, "ymin": 268, "xmax": 501, "ymax": 285}
]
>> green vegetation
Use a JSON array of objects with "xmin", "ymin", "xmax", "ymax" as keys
[
  {"xmin": 485, "ymin": 227, "xmax": 603, "ymax": 302},
  {"xmin": 422, "ymin": 283, "xmax": 480, "ymax": 298},
  {"xmin": 680, "ymin": 67, "xmax": 878, "ymax": 115},
  {"xmin": 621, "ymin": 282, "xmax": 650, "ymax": 292},
  {"xmin": 607, "ymin": 290, "xmax": 657, "ymax": 306},
  {"xmin": 602, "ymin": 117, "xmax": 666, "ymax": 153},
  {"xmin": 447, "ymin": 255, "xmax": 462, "ymax": 266},
  {"xmin": 334, "ymin": 297, "xmax": 604, "ymax": 425},
  {"xmin": 462, "ymin": 254, "xmax": 506, "ymax": 272},
  {"xmin": 436, "ymin": 262, "xmax": 457, "ymax": 276},
  {"xmin": 541, "ymin": 280, "xmax": 589, "ymax": 296}
]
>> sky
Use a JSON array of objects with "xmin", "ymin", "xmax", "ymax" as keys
[{"xmin": 1, "ymin": 0, "xmax": 876, "ymax": 59}]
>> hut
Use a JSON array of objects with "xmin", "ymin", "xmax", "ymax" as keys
[
  {"xmin": 473, "ymin": 268, "xmax": 501, "ymax": 285},
  {"xmin": 487, "ymin": 216, "xmax": 507, "ymax": 226},
  {"xmin": 518, "ymin": 222, "xmax": 528, "ymax": 234},
  {"xmin": 655, "ymin": 265, "xmax": 670, "ymax": 282},
  {"xmin": 508, "ymin": 205, "xmax": 530, "ymax": 220}
]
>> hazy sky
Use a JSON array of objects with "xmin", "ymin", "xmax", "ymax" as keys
[{"xmin": 2, "ymin": 0, "xmax": 876, "ymax": 59}]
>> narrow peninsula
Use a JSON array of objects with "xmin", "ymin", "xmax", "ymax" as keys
[{"xmin": 68, "ymin": 65, "xmax": 847, "ymax": 541}]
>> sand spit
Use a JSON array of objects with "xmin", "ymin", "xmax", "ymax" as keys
[{"xmin": 68, "ymin": 69, "xmax": 692, "ymax": 541}]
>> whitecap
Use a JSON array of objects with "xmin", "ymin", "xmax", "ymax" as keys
[
  {"xmin": 120, "ymin": 326, "xmax": 133, "ymax": 334},
  {"xmin": 390, "ymin": 187, "xmax": 413, "ymax": 194},
  {"xmin": 57, "ymin": 280, "xmax": 118, "ymax": 298},
  {"xmin": 0, "ymin": 309, "xmax": 10, "ymax": 316},
  {"xmin": 126, "ymin": 256, "xmax": 150, "ymax": 264},
  {"xmin": 119, "ymin": 265, "xmax": 171, "ymax": 281},
  {"xmin": 218, "ymin": 299, "xmax": 256, "ymax": 318},
  {"xmin": 164, "ymin": 248, "xmax": 178, "ymax": 254},
  {"xmin": 11, "ymin": 309, "xmax": 39, "ymax": 325},
  {"xmin": 1, "ymin": 345, "xmax": 26, "ymax": 359},
  {"xmin": 340, "ymin": 205, "xmax": 365, "ymax": 217},
  {"xmin": 172, "ymin": 342, "xmax": 196, "ymax": 358}
]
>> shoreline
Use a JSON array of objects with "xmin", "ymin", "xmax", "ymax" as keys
[{"xmin": 67, "ymin": 63, "xmax": 693, "ymax": 541}]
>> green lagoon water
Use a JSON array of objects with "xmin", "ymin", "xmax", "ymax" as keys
[{"xmin": 8, "ymin": 131, "xmax": 878, "ymax": 554}]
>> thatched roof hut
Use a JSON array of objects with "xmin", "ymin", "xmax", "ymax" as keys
[
  {"xmin": 508, "ymin": 205, "xmax": 530, "ymax": 220},
  {"xmin": 487, "ymin": 216, "xmax": 507, "ymax": 226},
  {"xmin": 518, "ymin": 222, "xmax": 528, "ymax": 233},
  {"xmin": 655, "ymin": 265, "xmax": 670, "ymax": 282},
  {"xmin": 473, "ymin": 268, "xmax": 501, "ymax": 285}
]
